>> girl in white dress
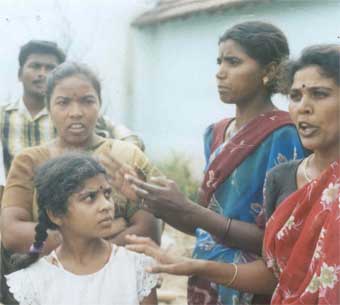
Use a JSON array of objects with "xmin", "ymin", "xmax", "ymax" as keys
[{"xmin": 5, "ymin": 153, "xmax": 158, "ymax": 305}]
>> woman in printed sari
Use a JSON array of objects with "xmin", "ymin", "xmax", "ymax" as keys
[
  {"xmin": 126, "ymin": 44, "xmax": 340, "ymax": 305},
  {"xmin": 126, "ymin": 21, "xmax": 305, "ymax": 305}
]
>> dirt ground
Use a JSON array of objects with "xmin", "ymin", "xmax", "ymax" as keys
[{"xmin": 158, "ymin": 225, "xmax": 195, "ymax": 305}]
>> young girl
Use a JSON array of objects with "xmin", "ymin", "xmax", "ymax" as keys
[{"xmin": 5, "ymin": 153, "xmax": 158, "ymax": 305}]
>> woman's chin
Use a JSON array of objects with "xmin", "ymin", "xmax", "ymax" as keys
[{"xmin": 219, "ymin": 97, "xmax": 235, "ymax": 105}]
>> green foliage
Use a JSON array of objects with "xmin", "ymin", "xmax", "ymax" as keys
[{"xmin": 156, "ymin": 153, "xmax": 200, "ymax": 202}]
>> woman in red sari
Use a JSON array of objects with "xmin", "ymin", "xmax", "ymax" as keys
[{"xmin": 126, "ymin": 44, "xmax": 340, "ymax": 305}]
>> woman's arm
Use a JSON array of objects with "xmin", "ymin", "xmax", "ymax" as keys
[
  {"xmin": 127, "ymin": 176, "xmax": 264, "ymax": 254},
  {"xmin": 1, "ymin": 207, "xmax": 61, "ymax": 254},
  {"xmin": 126, "ymin": 235, "xmax": 277, "ymax": 295},
  {"xmin": 110, "ymin": 210, "xmax": 162, "ymax": 246}
]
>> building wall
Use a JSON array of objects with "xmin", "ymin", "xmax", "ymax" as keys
[
  {"xmin": 0, "ymin": 0, "xmax": 154, "ymax": 123},
  {"xmin": 131, "ymin": 0, "xmax": 340, "ymax": 169}
]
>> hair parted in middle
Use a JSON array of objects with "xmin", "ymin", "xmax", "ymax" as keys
[
  {"xmin": 219, "ymin": 21, "xmax": 290, "ymax": 95},
  {"xmin": 45, "ymin": 61, "xmax": 102, "ymax": 109}
]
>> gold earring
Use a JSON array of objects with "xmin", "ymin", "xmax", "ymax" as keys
[{"xmin": 263, "ymin": 76, "xmax": 269, "ymax": 86}]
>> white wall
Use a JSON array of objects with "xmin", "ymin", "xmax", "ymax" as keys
[
  {"xmin": 131, "ymin": 0, "xmax": 340, "ymax": 168},
  {"xmin": 0, "ymin": 0, "xmax": 156, "ymax": 122}
]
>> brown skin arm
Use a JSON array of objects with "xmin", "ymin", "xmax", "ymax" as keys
[
  {"xmin": 126, "ymin": 176, "xmax": 263, "ymax": 254},
  {"xmin": 110, "ymin": 210, "xmax": 162, "ymax": 246},
  {"xmin": 1, "ymin": 207, "xmax": 61, "ymax": 254},
  {"xmin": 140, "ymin": 288, "xmax": 158, "ymax": 305},
  {"xmin": 126, "ymin": 235, "xmax": 277, "ymax": 295}
]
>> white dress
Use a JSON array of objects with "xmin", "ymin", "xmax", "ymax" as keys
[{"xmin": 5, "ymin": 246, "xmax": 158, "ymax": 305}]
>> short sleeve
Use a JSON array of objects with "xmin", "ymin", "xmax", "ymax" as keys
[
  {"xmin": 5, "ymin": 269, "xmax": 40, "ymax": 305},
  {"xmin": 2, "ymin": 150, "xmax": 36, "ymax": 213},
  {"xmin": 263, "ymin": 170, "xmax": 278, "ymax": 221},
  {"xmin": 265, "ymin": 125, "xmax": 305, "ymax": 172},
  {"xmin": 96, "ymin": 116, "xmax": 145, "ymax": 151},
  {"xmin": 134, "ymin": 253, "xmax": 158, "ymax": 302}
]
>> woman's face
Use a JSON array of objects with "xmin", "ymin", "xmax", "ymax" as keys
[
  {"xmin": 49, "ymin": 75, "xmax": 100, "ymax": 147},
  {"xmin": 55, "ymin": 174, "xmax": 115, "ymax": 239},
  {"xmin": 216, "ymin": 39, "xmax": 265, "ymax": 105},
  {"xmin": 289, "ymin": 65, "xmax": 340, "ymax": 154}
]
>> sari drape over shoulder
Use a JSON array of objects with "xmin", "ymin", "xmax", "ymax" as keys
[
  {"xmin": 188, "ymin": 111, "xmax": 305, "ymax": 305},
  {"xmin": 264, "ymin": 160, "xmax": 340, "ymax": 305}
]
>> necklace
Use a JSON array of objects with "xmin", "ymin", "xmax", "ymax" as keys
[{"xmin": 303, "ymin": 154, "xmax": 314, "ymax": 182}]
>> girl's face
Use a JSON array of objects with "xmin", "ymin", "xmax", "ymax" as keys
[
  {"xmin": 57, "ymin": 174, "xmax": 115, "ymax": 239},
  {"xmin": 49, "ymin": 75, "xmax": 100, "ymax": 147},
  {"xmin": 289, "ymin": 65, "xmax": 340, "ymax": 154},
  {"xmin": 216, "ymin": 39, "xmax": 265, "ymax": 105}
]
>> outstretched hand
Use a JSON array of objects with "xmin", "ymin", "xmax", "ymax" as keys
[
  {"xmin": 125, "ymin": 235, "xmax": 196, "ymax": 276},
  {"xmin": 97, "ymin": 153, "xmax": 139, "ymax": 201},
  {"xmin": 125, "ymin": 175, "xmax": 191, "ymax": 217}
]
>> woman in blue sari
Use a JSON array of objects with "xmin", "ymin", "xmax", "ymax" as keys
[{"xmin": 127, "ymin": 21, "xmax": 305, "ymax": 305}]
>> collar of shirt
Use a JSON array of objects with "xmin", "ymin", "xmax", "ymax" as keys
[{"xmin": 6, "ymin": 98, "xmax": 49, "ymax": 122}]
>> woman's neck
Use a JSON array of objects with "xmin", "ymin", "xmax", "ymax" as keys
[
  {"xmin": 310, "ymin": 146, "xmax": 340, "ymax": 175},
  {"xmin": 55, "ymin": 134, "xmax": 102, "ymax": 152},
  {"xmin": 234, "ymin": 95, "xmax": 275, "ymax": 129}
]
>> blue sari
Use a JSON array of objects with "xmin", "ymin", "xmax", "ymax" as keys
[{"xmin": 188, "ymin": 113, "xmax": 305, "ymax": 305}]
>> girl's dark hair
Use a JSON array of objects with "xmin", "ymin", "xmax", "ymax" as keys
[
  {"xmin": 219, "ymin": 21, "xmax": 290, "ymax": 94},
  {"xmin": 45, "ymin": 61, "xmax": 102, "ymax": 109},
  {"xmin": 15, "ymin": 153, "xmax": 107, "ymax": 269},
  {"xmin": 282, "ymin": 44, "xmax": 340, "ymax": 92}
]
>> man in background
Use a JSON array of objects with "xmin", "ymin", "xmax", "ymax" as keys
[{"xmin": 0, "ymin": 40, "xmax": 144, "ymax": 174}]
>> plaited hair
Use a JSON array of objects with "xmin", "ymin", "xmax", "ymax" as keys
[{"xmin": 15, "ymin": 153, "xmax": 107, "ymax": 269}]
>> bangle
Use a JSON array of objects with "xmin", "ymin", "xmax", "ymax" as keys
[
  {"xmin": 222, "ymin": 217, "xmax": 232, "ymax": 242},
  {"xmin": 224, "ymin": 263, "xmax": 238, "ymax": 287}
]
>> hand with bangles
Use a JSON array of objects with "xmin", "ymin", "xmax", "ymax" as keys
[
  {"xmin": 125, "ymin": 234, "xmax": 197, "ymax": 276},
  {"xmin": 125, "ymin": 175, "xmax": 192, "ymax": 219},
  {"xmin": 126, "ymin": 234, "xmax": 244, "ymax": 290}
]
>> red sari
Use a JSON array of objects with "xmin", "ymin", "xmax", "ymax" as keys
[{"xmin": 264, "ymin": 160, "xmax": 340, "ymax": 305}]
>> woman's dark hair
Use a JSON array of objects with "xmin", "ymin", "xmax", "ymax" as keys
[
  {"xmin": 219, "ymin": 21, "xmax": 290, "ymax": 94},
  {"xmin": 282, "ymin": 44, "xmax": 340, "ymax": 91},
  {"xmin": 15, "ymin": 153, "xmax": 107, "ymax": 269},
  {"xmin": 46, "ymin": 62, "xmax": 102, "ymax": 109}
]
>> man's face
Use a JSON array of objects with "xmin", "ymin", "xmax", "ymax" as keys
[{"xmin": 19, "ymin": 53, "xmax": 59, "ymax": 98}]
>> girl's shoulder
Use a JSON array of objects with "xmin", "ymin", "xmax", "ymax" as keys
[
  {"xmin": 5, "ymin": 257, "xmax": 50, "ymax": 304},
  {"xmin": 113, "ymin": 247, "xmax": 158, "ymax": 302}
]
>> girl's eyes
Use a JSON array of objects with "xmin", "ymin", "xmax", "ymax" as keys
[
  {"xmin": 289, "ymin": 91, "xmax": 301, "ymax": 102},
  {"xmin": 311, "ymin": 90, "xmax": 329, "ymax": 99},
  {"xmin": 82, "ymin": 189, "xmax": 112, "ymax": 202},
  {"xmin": 104, "ymin": 189, "xmax": 112, "ymax": 199},
  {"xmin": 84, "ymin": 192, "xmax": 97, "ymax": 202}
]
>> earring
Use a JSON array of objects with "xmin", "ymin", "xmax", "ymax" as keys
[{"xmin": 263, "ymin": 76, "xmax": 269, "ymax": 86}]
